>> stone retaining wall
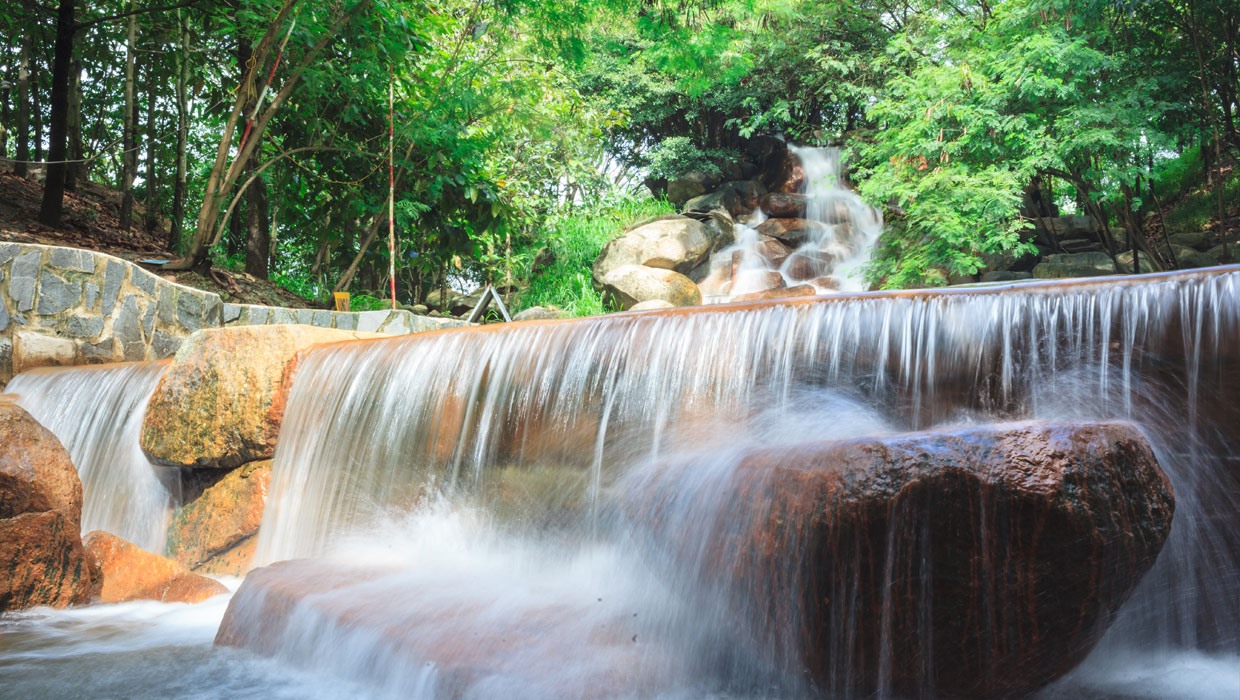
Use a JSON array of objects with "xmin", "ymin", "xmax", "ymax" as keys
[
  {"xmin": 223, "ymin": 303, "xmax": 466, "ymax": 335},
  {"xmin": 0, "ymin": 244, "xmax": 467, "ymax": 386}
]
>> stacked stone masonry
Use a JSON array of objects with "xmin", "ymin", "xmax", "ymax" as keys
[{"xmin": 0, "ymin": 244, "xmax": 466, "ymax": 386}]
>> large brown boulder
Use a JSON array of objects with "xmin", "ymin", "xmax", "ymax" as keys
[
  {"xmin": 166, "ymin": 460, "xmax": 270, "ymax": 575},
  {"xmin": 759, "ymin": 192, "xmax": 808, "ymax": 218},
  {"xmin": 592, "ymin": 217, "xmax": 712, "ymax": 285},
  {"xmin": 0, "ymin": 401, "xmax": 93, "ymax": 611},
  {"xmin": 84, "ymin": 530, "xmax": 228, "ymax": 603},
  {"xmin": 217, "ymin": 559, "xmax": 674, "ymax": 697},
  {"xmin": 599, "ymin": 265, "xmax": 702, "ymax": 310},
  {"xmin": 755, "ymin": 217, "xmax": 829, "ymax": 246},
  {"xmin": 632, "ymin": 421, "xmax": 1174, "ymax": 698},
  {"xmin": 140, "ymin": 325, "xmax": 381, "ymax": 469}
]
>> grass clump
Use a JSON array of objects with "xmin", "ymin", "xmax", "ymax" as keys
[{"xmin": 515, "ymin": 196, "xmax": 674, "ymax": 317}]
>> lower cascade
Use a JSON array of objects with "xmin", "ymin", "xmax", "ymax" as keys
[{"xmin": 3, "ymin": 267, "xmax": 1239, "ymax": 699}]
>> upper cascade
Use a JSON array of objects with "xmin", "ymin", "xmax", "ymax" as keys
[{"xmin": 699, "ymin": 145, "xmax": 883, "ymax": 301}]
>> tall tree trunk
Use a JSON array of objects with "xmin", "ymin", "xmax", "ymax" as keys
[
  {"xmin": 144, "ymin": 58, "xmax": 159, "ymax": 233},
  {"xmin": 65, "ymin": 51, "xmax": 83, "ymax": 191},
  {"xmin": 171, "ymin": 8, "xmax": 190, "ymax": 252},
  {"xmin": 172, "ymin": 0, "xmax": 369, "ymax": 272},
  {"xmin": 244, "ymin": 172, "xmax": 271, "ymax": 278},
  {"xmin": 32, "ymin": 68, "xmax": 43, "ymax": 164},
  {"xmin": 118, "ymin": 0, "xmax": 139, "ymax": 231},
  {"xmin": 37, "ymin": 0, "xmax": 75, "ymax": 226},
  {"xmin": 1, "ymin": 77, "xmax": 9, "ymax": 159},
  {"xmin": 15, "ymin": 29, "xmax": 32, "ymax": 178}
]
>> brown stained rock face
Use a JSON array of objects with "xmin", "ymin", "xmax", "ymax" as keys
[
  {"xmin": 755, "ymin": 217, "xmax": 828, "ymax": 246},
  {"xmin": 759, "ymin": 192, "xmax": 809, "ymax": 219},
  {"xmin": 635, "ymin": 421, "xmax": 1174, "ymax": 699},
  {"xmin": 0, "ymin": 401, "xmax": 81, "ymax": 519},
  {"xmin": 0, "ymin": 511, "xmax": 94, "ymax": 610},
  {"xmin": 166, "ymin": 461, "xmax": 271, "ymax": 575},
  {"xmin": 599, "ymin": 265, "xmax": 702, "ymax": 310},
  {"xmin": 731, "ymin": 284, "xmax": 818, "ymax": 303},
  {"xmin": 140, "ymin": 325, "xmax": 382, "ymax": 469},
  {"xmin": 84, "ymin": 530, "xmax": 228, "ymax": 603},
  {"xmin": 0, "ymin": 401, "xmax": 93, "ymax": 612}
]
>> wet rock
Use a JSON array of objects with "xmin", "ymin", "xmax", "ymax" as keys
[
  {"xmin": 755, "ymin": 217, "xmax": 825, "ymax": 245},
  {"xmin": 728, "ymin": 269, "xmax": 785, "ymax": 297},
  {"xmin": 140, "ymin": 325, "xmax": 382, "ymax": 469},
  {"xmin": 593, "ymin": 217, "xmax": 712, "ymax": 283},
  {"xmin": 731, "ymin": 284, "xmax": 817, "ymax": 303},
  {"xmin": 759, "ymin": 192, "xmax": 808, "ymax": 219},
  {"xmin": 782, "ymin": 250, "xmax": 837, "ymax": 282},
  {"xmin": 0, "ymin": 401, "xmax": 93, "ymax": 611},
  {"xmin": 727, "ymin": 180, "xmax": 767, "ymax": 211},
  {"xmin": 599, "ymin": 265, "xmax": 701, "ymax": 310},
  {"xmin": 166, "ymin": 461, "xmax": 271, "ymax": 575},
  {"xmin": 84, "ymin": 530, "xmax": 227, "ymax": 603},
  {"xmin": 633, "ymin": 421, "xmax": 1174, "ymax": 698},
  {"xmin": 769, "ymin": 149, "xmax": 806, "ymax": 193},
  {"xmin": 754, "ymin": 237, "xmax": 792, "ymax": 267}
]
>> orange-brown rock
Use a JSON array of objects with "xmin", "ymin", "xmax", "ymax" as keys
[
  {"xmin": 140, "ymin": 325, "xmax": 381, "ymax": 468},
  {"xmin": 759, "ymin": 192, "xmax": 808, "ymax": 218},
  {"xmin": 165, "ymin": 461, "xmax": 271, "ymax": 575},
  {"xmin": 731, "ymin": 284, "xmax": 818, "ymax": 303},
  {"xmin": 84, "ymin": 530, "xmax": 228, "ymax": 603},
  {"xmin": 0, "ymin": 400, "xmax": 81, "ymax": 519},
  {"xmin": 0, "ymin": 401, "xmax": 93, "ymax": 612},
  {"xmin": 754, "ymin": 217, "xmax": 828, "ymax": 246},
  {"xmin": 0, "ymin": 511, "xmax": 93, "ymax": 610},
  {"xmin": 217, "ymin": 559, "xmax": 674, "ymax": 697},
  {"xmin": 632, "ymin": 421, "xmax": 1174, "ymax": 699}
]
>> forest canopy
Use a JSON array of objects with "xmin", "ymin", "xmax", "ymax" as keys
[{"xmin": 1, "ymin": 0, "xmax": 1236, "ymax": 303}]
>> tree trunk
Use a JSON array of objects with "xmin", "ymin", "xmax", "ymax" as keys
[
  {"xmin": 118, "ymin": 0, "xmax": 139, "ymax": 231},
  {"xmin": 16, "ymin": 29, "xmax": 32, "ymax": 178},
  {"xmin": 173, "ymin": 0, "xmax": 369, "ymax": 272},
  {"xmin": 37, "ymin": 0, "xmax": 76, "ymax": 226},
  {"xmin": 144, "ymin": 58, "xmax": 160, "ymax": 233},
  {"xmin": 171, "ymin": 8, "xmax": 190, "ymax": 252},
  {"xmin": 32, "ymin": 65, "xmax": 43, "ymax": 165},
  {"xmin": 243, "ymin": 163, "xmax": 271, "ymax": 278},
  {"xmin": 65, "ymin": 50, "xmax": 83, "ymax": 192}
]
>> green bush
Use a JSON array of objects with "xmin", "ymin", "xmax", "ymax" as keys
[{"xmin": 644, "ymin": 137, "xmax": 735, "ymax": 181}]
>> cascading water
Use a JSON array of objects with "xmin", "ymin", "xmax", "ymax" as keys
[
  {"xmin": 3, "ymin": 269, "xmax": 1238, "ymax": 699},
  {"xmin": 700, "ymin": 145, "xmax": 883, "ymax": 301},
  {"xmin": 6, "ymin": 361, "xmax": 175, "ymax": 552},
  {"xmin": 236, "ymin": 267, "xmax": 1240, "ymax": 698}
]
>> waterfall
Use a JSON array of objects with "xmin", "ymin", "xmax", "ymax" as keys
[
  {"xmin": 702, "ymin": 145, "xmax": 883, "ymax": 301},
  {"xmin": 7, "ymin": 361, "xmax": 175, "ymax": 552},
  {"xmin": 245, "ymin": 267, "xmax": 1239, "ymax": 697}
]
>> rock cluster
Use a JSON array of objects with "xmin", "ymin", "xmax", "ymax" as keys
[{"xmin": 0, "ymin": 400, "xmax": 95, "ymax": 612}]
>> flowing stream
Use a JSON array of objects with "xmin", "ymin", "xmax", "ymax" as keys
[{"xmin": 2, "ymin": 269, "xmax": 1239, "ymax": 698}]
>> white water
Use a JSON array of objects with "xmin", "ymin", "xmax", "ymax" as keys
[
  {"xmin": 701, "ymin": 146, "xmax": 883, "ymax": 301},
  {"xmin": 4, "ymin": 269, "xmax": 1239, "ymax": 699},
  {"xmin": 6, "ymin": 361, "xmax": 174, "ymax": 552}
]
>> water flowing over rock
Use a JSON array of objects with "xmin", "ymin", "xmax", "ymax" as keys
[
  {"xmin": 8, "ymin": 361, "xmax": 172, "ymax": 551},
  {"xmin": 630, "ymin": 421, "xmax": 1174, "ymax": 698},
  {"xmin": 0, "ymin": 400, "xmax": 93, "ymax": 611},
  {"xmin": 140, "ymin": 325, "xmax": 381, "ymax": 469},
  {"xmin": 83, "ymin": 530, "xmax": 227, "ymax": 604}
]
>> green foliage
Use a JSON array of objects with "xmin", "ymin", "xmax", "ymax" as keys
[
  {"xmin": 1162, "ymin": 168, "xmax": 1240, "ymax": 235},
  {"xmin": 347, "ymin": 292, "xmax": 392, "ymax": 311},
  {"xmin": 644, "ymin": 137, "xmax": 732, "ymax": 180},
  {"xmin": 515, "ymin": 196, "xmax": 674, "ymax": 317}
]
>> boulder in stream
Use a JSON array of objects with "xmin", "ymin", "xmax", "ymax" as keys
[
  {"xmin": 84, "ymin": 530, "xmax": 227, "ymax": 604},
  {"xmin": 599, "ymin": 265, "xmax": 702, "ymax": 310},
  {"xmin": 632, "ymin": 421, "xmax": 1174, "ymax": 698},
  {"xmin": 140, "ymin": 325, "xmax": 382, "ymax": 469},
  {"xmin": 0, "ymin": 400, "xmax": 94, "ymax": 611}
]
